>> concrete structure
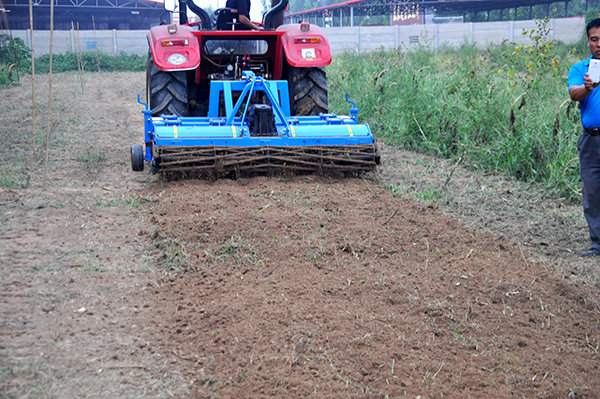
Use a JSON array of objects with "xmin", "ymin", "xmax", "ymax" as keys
[
  {"xmin": 2, "ymin": 16, "xmax": 587, "ymax": 56},
  {"xmin": 325, "ymin": 16, "xmax": 586, "ymax": 54}
]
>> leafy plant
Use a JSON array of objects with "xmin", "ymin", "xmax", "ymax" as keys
[
  {"xmin": 0, "ymin": 34, "xmax": 31, "ymax": 86},
  {"xmin": 511, "ymin": 18, "xmax": 560, "ymax": 89}
]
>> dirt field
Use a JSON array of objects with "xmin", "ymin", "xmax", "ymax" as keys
[{"xmin": 1, "ymin": 72, "xmax": 600, "ymax": 398}]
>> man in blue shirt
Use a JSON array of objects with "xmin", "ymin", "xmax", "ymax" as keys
[{"xmin": 568, "ymin": 18, "xmax": 600, "ymax": 256}]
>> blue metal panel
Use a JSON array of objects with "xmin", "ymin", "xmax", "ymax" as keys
[
  {"xmin": 207, "ymin": 78, "xmax": 291, "ymax": 119},
  {"xmin": 153, "ymin": 121, "xmax": 372, "ymax": 146},
  {"xmin": 141, "ymin": 73, "xmax": 375, "ymax": 156},
  {"xmin": 152, "ymin": 111, "xmax": 373, "ymax": 146},
  {"xmin": 155, "ymin": 135, "xmax": 373, "ymax": 147}
]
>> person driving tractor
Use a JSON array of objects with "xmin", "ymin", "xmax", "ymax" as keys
[{"xmin": 216, "ymin": 0, "xmax": 263, "ymax": 30}]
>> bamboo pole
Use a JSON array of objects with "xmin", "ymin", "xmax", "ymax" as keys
[
  {"xmin": 92, "ymin": 16, "xmax": 100, "ymax": 72},
  {"xmin": 72, "ymin": 20, "xmax": 84, "ymax": 93},
  {"xmin": 43, "ymin": 0, "xmax": 54, "ymax": 190},
  {"xmin": 29, "ymin": 0, "xmax": 36, "ymax": 162},
  {"xmin": 76, "ymin": 22, "xmax": 85, "ymax": 92}
]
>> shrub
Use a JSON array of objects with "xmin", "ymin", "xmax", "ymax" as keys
[
  {"xmin": 34, "ymin": 51, "xmax": 146, "ymax": 73},
  {"xmin": 0, "ymin": 35, "xmax": 146, "ymax": 88},
  {"xmin": 0, "ymin": 34, "xmax": 31, "ymax": 86}
]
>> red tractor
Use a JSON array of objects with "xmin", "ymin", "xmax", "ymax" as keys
[
  {"xmin": 147, "ymin": 0, "xmax": 330, "ymax": 119},
  {"xmin": 134, "ymin": 0, "xmax": 378, "ymax": 177}
]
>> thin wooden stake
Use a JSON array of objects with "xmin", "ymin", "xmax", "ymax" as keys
[
  {"xmin": 92, "ymin": 16, "xmax": 100, "ymax": 72},
  {"xmin": 29, "ymin": 0, "xmax": 36, "ymax": 162},
  {"xmin": 43, "ymin": 0, "xmax": 54, "ymax": 190},
  {"xmin": 71, "ymin": 20, "xmax": 84, "ymax": 93},
  {"xmin": 76, "ymin": 22, "xmax": 84, "ymax": 90}
]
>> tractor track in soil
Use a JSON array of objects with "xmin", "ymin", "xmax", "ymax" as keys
[{"xmin": 1, "ymin": 72, "xmax": 599, "ymax": 398}]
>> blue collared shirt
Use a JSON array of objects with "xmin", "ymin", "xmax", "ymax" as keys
[{"xmin": 568, "ymin": 56, "xmax": 600, "ymax": 128}]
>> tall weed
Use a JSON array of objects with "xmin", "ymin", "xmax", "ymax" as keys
[{"xmin": 328, "ymin": 26, "xmax": 589, "ymax": 200}]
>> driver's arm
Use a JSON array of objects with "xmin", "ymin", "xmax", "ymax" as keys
[
  {"xmin": 569, "ymin": 73, "xmax": 599, "ymax": 101},
  {"xmin": 238, "ymin": 14, "xmax": 262, "ymax": 30}
]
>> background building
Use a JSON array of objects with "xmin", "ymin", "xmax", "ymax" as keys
[
  {"xmin": 2, "ymin": 0, "xmax": 166, "ymax": 30},
  {"xmin": 285, "ymin": 0, "xmax": 600, "ymax": 27}
]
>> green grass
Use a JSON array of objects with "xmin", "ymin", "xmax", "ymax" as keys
[
  {"xmin": 93, "ymin": 199, "xmax": 120, "ymax": 207},
  {"xmin": 0, "ymin": 173, "xmax": 21, "ymax": 189},
  {"xmin": 328, "ymin": 24, "xmax": 589, "ymax": 201},
  {"xmin": 93, "ymin": 196, "xmax": 142, "ymax": 208},
  {"xmin": 413, "ymin": 188, "xmax": 444, "ymax": 202},
  {"xmin": 77, "ymin": 152, "xmax": 107, "ymax": 164}
]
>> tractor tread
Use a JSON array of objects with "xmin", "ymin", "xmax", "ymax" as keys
[
  {"xmin": 288, "ymin": 66, "xmax": 328, "ymax": 116},
  {"xmin": 147, "ymin": 54, "xmax": 189, "ymax": 117}
]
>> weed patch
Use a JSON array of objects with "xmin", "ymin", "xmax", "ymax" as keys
[{"xmin": 328, "ymin": 23, "xmax": 588, "ymax": 200}]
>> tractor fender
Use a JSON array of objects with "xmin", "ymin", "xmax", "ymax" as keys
[
  {"xmin": 278, "ymin": 23, "xmax": 332, "ymax": 68},
  {"xmin": 147, "ymin": 24, "xmax": 201, "ymax": 71}
]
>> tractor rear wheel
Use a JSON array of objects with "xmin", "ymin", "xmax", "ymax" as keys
[
  {"xmin": 146, "ymin": 54, "xmax": 188, "ymax": 117},
  {"xmin": 288, "ymin": 67, "xmax": 328, "ymax": 116}
]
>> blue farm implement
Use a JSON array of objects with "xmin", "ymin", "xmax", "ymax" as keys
[
  {"xmin": 130, "ymin": 0, "xmax": 379, "ymax": 178},
  {"xmin": 132, "ymin": 72, "xmax": 379, "ymax": 178}
]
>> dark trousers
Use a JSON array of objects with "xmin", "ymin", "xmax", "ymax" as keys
[{"xmin": 578, "ymin": 131, "xmax": 600, "ymax": 250}]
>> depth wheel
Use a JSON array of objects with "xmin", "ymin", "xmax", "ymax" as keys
[
  {"xmin": 146, "ymin": 53, "xmax": 189, "ymax": 117},
  {"xmin": 131, "ymin": 144, "xmax": 144, "ymax": 172},
  {"xmin": 288, "ymin": 66, "xmax": 328, "ymax": 116}
]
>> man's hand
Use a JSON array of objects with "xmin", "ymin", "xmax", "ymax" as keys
[
  {"xmin": 584, "ymin": 72, "xmax": 600, "ymax": 90},
  {"xmin": 239, "ymin": 15, "xmax": 262, "ymax": 31},
  {"xmin": 570, "ymin": 72, "xmax": 600, "ymax": 101}
]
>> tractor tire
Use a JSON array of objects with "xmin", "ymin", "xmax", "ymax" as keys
[
  {"xmin": 288, "ymin": 66, "xmax": 328, "ymax": 116},
  {"xmin": 146, "ymin": 54, "xmax": 189, "ymax": 117}
]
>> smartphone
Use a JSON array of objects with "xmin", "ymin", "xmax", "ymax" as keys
[{"xmin": 590, "ymin": 59, "xmax": 600, "ymax": 83}]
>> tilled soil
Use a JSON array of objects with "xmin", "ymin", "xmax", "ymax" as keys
[
  {"xmin": 145, "ymin": 177, "xmax": 600, "ymax": 398},
  {"xmin": 1, "ymin": 72, "xmax": 599, "ymax": 398}
]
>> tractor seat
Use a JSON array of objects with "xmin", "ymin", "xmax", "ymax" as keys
[{"xmin": 214, "ymin": 7, "xmax": 244, "ymax": 30}]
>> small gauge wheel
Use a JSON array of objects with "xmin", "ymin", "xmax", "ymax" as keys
[{"xmin": 131, "ymin": 144, "xmax": 144, "ymax": 172}]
